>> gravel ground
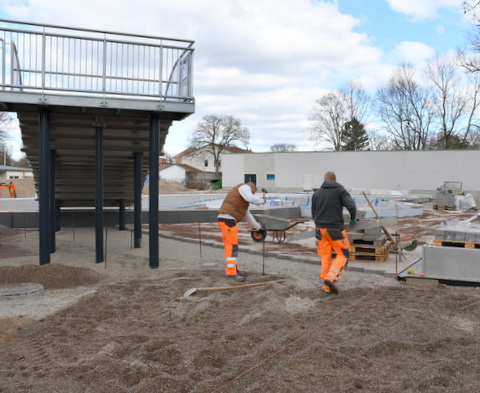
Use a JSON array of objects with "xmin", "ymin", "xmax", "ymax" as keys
[{"xmin": 0, "ymin": 216, "xmax": 479, "ymax": 392}]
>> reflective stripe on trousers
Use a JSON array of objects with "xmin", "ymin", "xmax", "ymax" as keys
[
  {"xmin": 218, "ymin": 220, "xmax": 240, "ymax": 276},
  {"xmin": 316, "ymin": 227, "xmax": 350, "ymax": 283}
]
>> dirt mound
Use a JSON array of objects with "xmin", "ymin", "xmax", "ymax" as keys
[
  {"xmin": 143, "ymin": 180, "xmax": 189, "ymax": 194},
  {"xmin": 0, "ymin": 224, "xmax": 18, "ymax": 237},
  {"xmin": 0, "ymin": 264, "xmax": 101, "ymax": 290}
]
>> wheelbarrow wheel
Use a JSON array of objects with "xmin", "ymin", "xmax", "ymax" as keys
[{"xmin": 251, "ymin": 229, "xmax": 267, "ymax": 242}]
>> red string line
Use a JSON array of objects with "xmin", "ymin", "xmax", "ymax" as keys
[{"xmin": 209, "ymin": 285, "xmax": 384, "ymax": 393}]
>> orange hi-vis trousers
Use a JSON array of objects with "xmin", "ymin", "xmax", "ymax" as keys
[
  {"xmin": 316, "ymin": 227, "xmax": 350, "ymax": 290},
  {"xmin": 218, "ymin": 219, "xmax": 240, "ymax": 276}
]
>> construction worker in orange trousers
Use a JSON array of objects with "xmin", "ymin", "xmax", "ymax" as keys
[
  {"xmin": 311, "ymin": 171, "xmax": 357, "ymax": 295},
  {"xmin": 217, "ymin": 182, "xmax": 266, "ymax": 282}
]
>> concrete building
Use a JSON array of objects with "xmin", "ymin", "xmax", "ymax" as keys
[
  {"xmin": 174, "ymin": 145, "xmax": 251, "ymax": 173},
  {"xmin": 0, "ymin": 165, "xmax": 33, "ymax": 182},
  {"xmin": 221, "ymin": 149, "xmax": 480, "ymax": 195},
  {"xmin": 159, "ymin": 163, "xmax": 200, "ymax": 184}
]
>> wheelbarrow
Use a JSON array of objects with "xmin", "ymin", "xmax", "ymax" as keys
[{"xmin": 251, "ymin": 214, "xmax": 308, "ymax": 243}]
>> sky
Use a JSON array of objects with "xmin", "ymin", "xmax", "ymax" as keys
[{"xmin": 0, "ymin": 0, "xmax": 474, "ymax": 158}]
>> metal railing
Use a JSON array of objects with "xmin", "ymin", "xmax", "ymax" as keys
[{"xmin": 0, "ymin": 19, "xmax": 194, "ymax": 102}]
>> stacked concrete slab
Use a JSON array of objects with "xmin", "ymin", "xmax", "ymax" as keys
[
  {"xmin": 421, "ymin": 218, "xmax": 480, "ymax": 282},
  {"xmin": 347, "ymin": 233, "xmax": 389, "ymax": 262},
  {"xmin": 434, "ymin": 228, "xmax": 480, "ymax": 243},
  {"xmin": 432, "ymin": 181, "xmax": 462, "ymax": 210},
  {"xmin": 343, "ymin": 214, "xmax": 393, "ymax": 263}
]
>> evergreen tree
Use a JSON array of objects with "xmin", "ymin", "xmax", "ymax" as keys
[{"xmin": 341, "ymin": 118, "xmax": 369, "ymax": 151}]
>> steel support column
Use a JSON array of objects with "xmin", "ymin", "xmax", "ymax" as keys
[
  {"xmin": 119, "ymin": 199, "xmax": 126, "ymax": 231},
  {"xmin": 149, "ymin": 114, "xmax": 160, "ymax": 269},
  {"xmin": 55, "ymin": 199, "xmax": 61, "ymax": 232},
  {"xmin": 38, "ymin": 109, "xmax": 51, "ymax": 265},
  {"xmin": 95, "ymin": 124, "xmax": 104, "ymax": 263},
  {"xmin": 134, "ymin": 152, "xmax": 143, "ymax": 248},
  {"xmin": 50, "ymin": 150, "xmax": 56, "ymax": 253}
]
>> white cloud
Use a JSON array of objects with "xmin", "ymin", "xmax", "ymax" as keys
[
  {"xmin": 391, "ymin": 41, "xmax": 436, "ymax": 66},
  {"xmin": 0, "ymin": 0, "xmax": 456, "ymax": 154},
  {"xmin": 386, "ymin": 0, "xmax": 464, "ymax": 21}
]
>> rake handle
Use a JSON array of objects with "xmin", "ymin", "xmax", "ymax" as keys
[{"xmin": 197, "ymin": 279, "xmax": 285, "ymax": 292}]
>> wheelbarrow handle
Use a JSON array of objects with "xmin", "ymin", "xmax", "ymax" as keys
[{"xmin": 283, "ymin": 219, "xmax": 309, "ymax": 231}]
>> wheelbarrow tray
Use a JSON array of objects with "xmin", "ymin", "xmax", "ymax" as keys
[
  {"xmin": 251, "ymin": 214, "xmax": 308, "ymax": 243},
  {"xmin": 253, "ymin": 214, "xmax": 303, "ymax": 231}
]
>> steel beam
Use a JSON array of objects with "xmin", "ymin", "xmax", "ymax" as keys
[
  {"xmin": 38, "ymin": 109, "xmax": 51, "ymax": 265},
  {"xmin": 134, "ymin": 152, "xmax": 143, "ymax": 247},
  {"xmin": 95, "ymin": 124, "xmax": 104, "ymax": 263},
  {"xmin": 50, "ymin": 150, "xmax": 56, "ymax": 253},
  {"xmin": 119, "ymin": 199, "xmax": 126, "ymax": 231},
  {"xmin": 149, "ymin": 114, "xmax": 160, "ymax": 269},
  {"xmin": 55, "ymin": 199, "xmax": 61, "ymax": 232}
]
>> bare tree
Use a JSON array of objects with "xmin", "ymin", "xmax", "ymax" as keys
[
  {"xmin": 458, "ymin": 1, "xmax": 480, "ymax": 71},
  {"xmin": 0, "ymin": 112, "xmax": 16, "ymax": 166},
  {"xmin": 0, "ymin": 112, "xmax": 13, "ymax": 141},
  {"xmin": 340, "ymin": 80, "xmax": 373, "ymax": 125},
  {"xmin": 309, "ymin": 81, "xmax": 373, "ymax": 151},
  {"xmin": 425, "ymin": 53, "xmax": 480, "ymax": 149},
  {"xmin": 376, "ymin": 64, "xmax": 435, "ymax": 150},
  {"xmin": 190, "ymin": 114, "xmax": 250, "ymax": 176},
  {"xmin": 465, "ymin": 0, "xmax": 480, "ymax": 48},
  {"xmin": 270, "ymin": 143, "xmax": 297, "ymax": 152},
  {"xmin": 468, "ymin": 126, "xmax": 480, "ymax": 147},
  {"xmin": 368, "ymin": 130, "xmax": 393, "ymax": 151},
  {"xmin": 308, "ymin": 91, "xmax": 349, "ymax": 150}
]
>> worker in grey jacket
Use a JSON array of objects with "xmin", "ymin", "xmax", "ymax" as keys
[{"xmin": 311, "ymin": 171, "xmax": 357, "ymax": 295}]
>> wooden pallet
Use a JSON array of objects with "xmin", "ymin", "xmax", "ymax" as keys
[
  {"xmin": 432, "ymin": 239, "xmax": 480, "ymax": 249},
  {"xmin": 350, "ymin": 237, "xmax": 386, "ymax": 247},
  {"xmin": 333, "ymin": 244, "xmax": 389, "ymax": 262},
  {"xmin": 349, "ymin": 244, "xmax": 389, "ymax": 255},
  {"xmin": 433, "ymin": 204, "xmax": 456, "ymax": 211},
  {"xmin": 349, "ymin": 254, "xmax": 388, "ymax": 262}
]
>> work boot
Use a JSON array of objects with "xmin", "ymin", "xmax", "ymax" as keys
[
  {"xmin": 236, "ymin": 270, "xmax": 248, "ymax": 277},
  {"xmin": 227, "ymin": 274, "xmax": 245, "ymax": 282},
  {"xmin": 324, "ymin": 279, "xmax": 339, "ymax": 295}
]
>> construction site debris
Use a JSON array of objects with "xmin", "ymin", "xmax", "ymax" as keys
[{"xmin": 455, "ymin": 192, "xmax": 477, "ymax": 211}]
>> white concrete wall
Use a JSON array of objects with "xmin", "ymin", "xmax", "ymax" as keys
[
  {"xmin": 159, "ymin": 166, "xmax": 186, "ymax": 183},
  {"xmin": 222, "ymin": 153, "xmax": 245, "ymax": 184},
  {"xmin": 1, "ymin": 170, "xmax": 34, "ymax": 181},
  {"xmin": 178, "ymin": 153, "xmax": 208, "ymax": 172},
  {"xmin": 221, "ymin": 150, "xmax": 480, "ymax": 193}
]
